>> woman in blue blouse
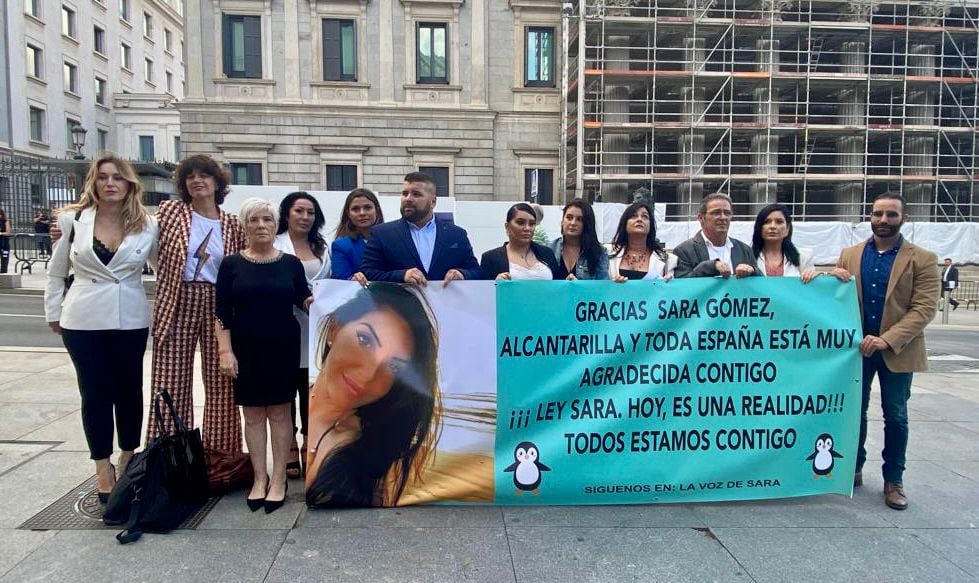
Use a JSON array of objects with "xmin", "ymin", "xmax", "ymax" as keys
[{"xmin": 331, "ymin": 188, "xmax": 384, "ymax": 284}]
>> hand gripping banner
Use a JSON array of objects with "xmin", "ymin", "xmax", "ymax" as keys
[{"xmin": 306, "ymin": 278, "xmax": 861, "ymax": 507}]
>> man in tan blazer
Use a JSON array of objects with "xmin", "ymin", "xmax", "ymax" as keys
[{"xmin": 831, "ymin": 192, "xmax": 939, "ymax": 510}]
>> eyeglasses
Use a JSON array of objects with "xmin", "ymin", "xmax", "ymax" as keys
[{"xmin": 871, "ymin": 210, "xmax": 902, "ymax": 219}]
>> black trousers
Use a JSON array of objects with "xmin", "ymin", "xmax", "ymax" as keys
[
  {"xmin": 291, "ymin": 368, "xmax": 309, "ymax": 438},
  {"xmin": 61, "ymin": 328, "xmax": 149, "ymax": 459},
  {"xmin": 0, "ymin": 236, "xmax": 9, "ymax": 273}
]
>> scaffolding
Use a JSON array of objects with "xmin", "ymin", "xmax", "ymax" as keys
[{"xmin": 562, "ymin": 0, "xmax": 979, "ymax": 221}]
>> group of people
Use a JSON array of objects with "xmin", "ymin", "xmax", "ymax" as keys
[{"xmin": 43, "ymin": 159, "xmax": 941, "ymax": 512}]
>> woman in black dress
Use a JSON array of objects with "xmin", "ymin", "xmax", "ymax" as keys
[{"xmin": 215, "ymin": 197, "xmax": 312, "ymax": 514}]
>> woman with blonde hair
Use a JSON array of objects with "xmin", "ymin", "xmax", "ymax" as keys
[{"xmin": 44, "ymin": 154, "xmax": 158, "ymax": 502}]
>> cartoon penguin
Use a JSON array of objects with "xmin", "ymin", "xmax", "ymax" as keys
[
  {"xmin": 504, "ymin": 441, "xmax": 551, "ymax": 494},
  {"xmin": 805, "ymin": 433, "xmax": 843, "ymax": 478}
]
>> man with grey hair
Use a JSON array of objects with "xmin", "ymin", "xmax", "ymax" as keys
[{"xmin": 673, "ymin": 192, "xmax": 759, "ymax": 279}]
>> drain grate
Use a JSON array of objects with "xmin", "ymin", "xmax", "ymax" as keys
[{"xmin": 18, "ymin": 475, "xmax": 220, "ymax": 531}]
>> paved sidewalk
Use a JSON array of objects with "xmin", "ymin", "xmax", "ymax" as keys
[{"xmin": 1, "ymin": 273, "xmax": 977, "ymax": 582}]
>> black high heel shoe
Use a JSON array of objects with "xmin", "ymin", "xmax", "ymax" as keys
[
  {"xmin": 246, "ymin": 475, "xmax": 269, "ymax": 512},
  {"xmin": 264, "ymin": 481, "xmax": 288, "ymax": 514},
  {"xmin": 97, "ymin": 464, "xmax": 116, "ymax": 504}
]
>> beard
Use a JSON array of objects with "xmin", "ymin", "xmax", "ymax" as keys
[{"xmin": 872, "ymin": 222, "xmax": 901, "ymax": 238}]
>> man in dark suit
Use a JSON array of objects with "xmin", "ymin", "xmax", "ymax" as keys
[
  {"xmin": 673, "ymin": 192, "xmax": 759, "ymax": 279},
  {"xmin": 942, "ymin": 258, "xmax": 960, "ymax": 310},
  {"xmin": 361, "ymin": 172, "xmax": 481, "ymax": 285}
]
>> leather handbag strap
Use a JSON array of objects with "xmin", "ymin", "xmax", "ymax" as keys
[{"xmin": 152, "ymin": 389, "xmax": 187, "ymax": 436}]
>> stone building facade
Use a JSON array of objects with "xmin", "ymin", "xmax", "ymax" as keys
[{"xmin": 179, "ymin": 0, "xmax": 563, "ymax": 202}]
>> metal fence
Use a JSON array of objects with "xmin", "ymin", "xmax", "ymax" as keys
[{"xmin": 0, "ymin": 154, "xmax": 77, "ymax": 232}]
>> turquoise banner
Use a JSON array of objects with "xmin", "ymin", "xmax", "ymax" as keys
[{"xmin": 494, "ymin": 278, "xmax": 862, "ymax": 504}]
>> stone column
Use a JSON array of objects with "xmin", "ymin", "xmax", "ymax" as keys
[
  {"xmin": 183, "ymin": 0, "xmax": 205, "ymax": 101},
  {"xmin": 470, "ymin": 0, "xmax": 486, "ymax": 106},
  {"xmin": 282, "ymin": 0, "xmax": 302, "ymax": 103},
  {"xmin": 903, "ymin": 44, "xmax": 937, "ymax": 220},
  {"xmin": 750, "ymin": 39, "xmax": 780, "ymax": 212},
  {"xmin": 676, "ymin": 37, "xmax": 706, "ymax": 215},
  {"xmin": 600, "ymin": 35, "xmax": 632, "ymax": 203},
  {"xmin": 832, "ymin": 41, "xmax": 867, "ymax": 218},
  {"xmin": 379, "ymin": 0, "xmax": 395, "ymax": 103}
]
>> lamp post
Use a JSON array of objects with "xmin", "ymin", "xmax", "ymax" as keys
[{"xmin": 69, "ymin": 125, "xmax": 88, "ymax": 201}]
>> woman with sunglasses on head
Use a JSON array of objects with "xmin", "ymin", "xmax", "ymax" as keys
[{"xmin": 480, "ymin": 203, "xmax": 560, "ymax": 281}]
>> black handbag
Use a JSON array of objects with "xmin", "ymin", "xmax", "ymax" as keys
[
  {"xmin": 63, "ymin": 210, "xmax": 81, "ymax": 295},
  {"xmin": 102, "ymin": 389, "xmax": 209, "ymax": 544},
  {"xmin": 153, "ymin": 389, "xmax": 209, "ymax": 503}
]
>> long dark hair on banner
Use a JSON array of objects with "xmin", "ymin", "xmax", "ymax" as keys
[{"xmin": 307, "ymin": 283, "xmax": 441, "ymax": 507}]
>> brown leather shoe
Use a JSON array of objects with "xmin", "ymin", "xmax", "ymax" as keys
[
  {"xmin": 884, "ymin": 482, "xmax": 908, "ymax": 510},
  {"xmin": 853, "ymin": 471, "xmax": 862, "ymax": 487}
]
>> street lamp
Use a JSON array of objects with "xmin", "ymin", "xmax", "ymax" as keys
[{"xmin": 70, "ymin": 125, "xmax": 88, "ymax": 160}]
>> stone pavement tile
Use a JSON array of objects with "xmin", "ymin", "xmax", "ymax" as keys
[
  {"xmin": 0, "ymin": 529, "xmax": 288, "ymax": 583},
  {"xmin": 267, "ymin": 527, "xmax": 514, "ymax": 582},
  {"xmin": 907, "ymin": 394, "xmax": 979, "ymax": 423},
  {"xmin": 0, "ymin": 372, "xmax": 32, "ymax": 386},
  {"xmin": 507, "ymin": 526, "xmax": 746, "ymax": 583},
  {"xmin": 0, "ymin": 451, "xmax": 91, "ymax": 528},
  {"xmin": 501, "ymin": 503, "xmax": 705, "ymax": 528},
  {"xmin": 0, "ymin": 403, "xmax": 77, "ymax": 440},
  {"xmin": 0, "ymin": 353, "xmax": 71, "ymax": 374},
  {"xmin": 0, "ymin": 371, "xmax": 82, "ymax": 404},
  {"xmin": 951, "ymin": 422, "xmax": 979, "ymax": 436},
  {"xmin": 905, "ymin": 421, "xmax": 979, "ymax": 461},
  {"xmin": 298, "ymin": 504, "xmax": 504, "ymax": 528},
  {"xmin": 855, "ymin": 461, "xmax": 979, "ymax": 529},
  {"xmin": 690, "ymin": 494, "xmax": 892, "ymax": 528},
  {"xmin": 933, "ymin": 461, "xmax": 979, "ymax": 483},
  {"xmin": 197, "ymin": 478, "xmax": 304, "ymax": 530},
  {"xmin": 0, "ymin": 530, "xmax": 56, "ymax": 579},
  {"xmin": 20, "ymin": 411, "xmax": 88, "ymax": 452},
  {"xmin": 712, "ymin": 527, "xmax": 975, "ymax": 583},
  {"xmin": 0, "ymin": 442, "xmax": 52, "ymax": 475},
  {"xmin": 907, "ymin": 528, "xmax": 979, "ymax": 578}
]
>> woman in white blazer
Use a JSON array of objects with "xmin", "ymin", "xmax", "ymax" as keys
[
  {"xmin": 44, "ymin": 154, "xmax": 158, "ymax": 502},
  {"xmin": 607, "ymin": 201, "xmax": 678, "ymax": 281},
  {"xmin": 273, "ymin": 192, "xmax": 330, "ymax": 477},
  {"xmin": 751, "ymin": 203, "xmax": 817, "ymax": 281}
]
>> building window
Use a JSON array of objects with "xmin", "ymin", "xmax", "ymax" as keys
[
  {"xmin": 525, "ymin": 27, "xmax": 554, "ymax": 87},
  {"xmin": 173, "ymin": 136, "xmax": 181, "ymax": 160},
  {"xmin": 119, "ymin": 0, "xmax": 129, "ymax": 22},
  {"xmin": 419, "ymin": 166, "xmax": 449, "ymax": 197},
  {"xmin": 325, "ymin": 164, "xmax": 357, "ymax": 191},
  {"xmin": 62, "ymin": 6, "xmax": 76, "ymax": 38},
  {"xmin": 94, "ymin": 26, "xmax": 106, "ymax": 54},
  {"xmin": 66, "ymin": 118, "xmax": 81, "ymax": 151},
  {"xmin": 229, "ymin": 163, "xmax": 263, "ymax": 185},
  {"xmin": 164, "ymin": 28, "xmax": 173, "ymax": 52},
  {"xmin": 524, "ymin": 168, "xmax": 554, "ymax": 204},
  {"xmin": 144, "ymin": 58, "xmax": 153, "ymax": 83},
  {"xmin": 27, "ymin": 44, "xmax": 43, "ymax": 79},
  {"xmin": 143, "ymin": 12, "xmax": 153, "ymax": 38},
  {"xmin": 25, "ymin": 0, "xmax": 41, "ymax": 18},
  {"xmin": 97, "ymin": 129, "xmax": 108, "ymax": 152},
  {"xmin": 222, "ymin": 14, "xmax": 262, "ymax": 79},
  {"xmin": 64, "ymin": 62, "xmax": 78, "ymax": 93},
  {"xmin": 416, "ymin": 22, "xmax": 447, "ymax": 84},
  {"xmin": 139, "ymin": 135, "xmax": 155, "ymax": 161},
  {"xmin": 165, "ymin": 71, "xmax": 173, "ymax": 93},
  {"xmin": 323, "ymin": 19, "xmax": 356, "ymax": 81},
  {"xmin": 29, "ymin": 107, "xmax": 45, "ymax": 142},
  {"xmin": 120, "ymin": 42, "xmax": 132, "ymax": 70},
  {"xmin": 95, "ymin": 77, "xmax": 107, "ymax": 104}
]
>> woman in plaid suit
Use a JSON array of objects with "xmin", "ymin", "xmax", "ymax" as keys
[{"xmin": 146, "ymin": 155, "xmax": 245, "ymax": 453}]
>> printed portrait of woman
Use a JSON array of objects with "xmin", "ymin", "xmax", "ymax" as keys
[{"xmin": 305, "ymin": 283, "xmax": 442, "ymax": 507}]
